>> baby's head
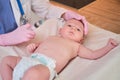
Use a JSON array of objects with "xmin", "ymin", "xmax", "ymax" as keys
[{"xmin": 59, "ymin": 18, "xmax": 88, "ymax": 43}]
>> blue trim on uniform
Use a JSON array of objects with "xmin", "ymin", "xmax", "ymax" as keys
[{"xmin": 16, "ymin": 0, "xmax": 24, "ymax": 15}]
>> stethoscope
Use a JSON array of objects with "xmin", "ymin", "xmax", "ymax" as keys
[{"xmin": 16, "ymin": 0, "xmax": 44, "ymax": 28}]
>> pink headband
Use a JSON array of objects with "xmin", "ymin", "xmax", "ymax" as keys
[
  {"xmin": 64, "ymin": 11, "xmax": 88, "ymax": 35},
  {"xmin": 79, "ymin": 16, "xmax": 88, "ymax": 35}
]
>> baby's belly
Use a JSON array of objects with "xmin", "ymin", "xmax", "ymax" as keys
[
  {"xmin": 35, "ymin": 46, "xmax": 76, "ymax": 72},
  {"xmin": 35, "ymin": 51, "xmax": 72, "ymax": 73}
]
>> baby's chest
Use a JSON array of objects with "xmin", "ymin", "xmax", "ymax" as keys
[
  {"xmin": 43, "ymin": 37, "xmax": 79, "ymax": 52},
  {"xmin": 54, "ymin": 40, "xmax": 79, "ymax": 54}
]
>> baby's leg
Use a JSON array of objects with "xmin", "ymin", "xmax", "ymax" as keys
[
  {"xmin": 22, "ymin": 64, "xmax": 50, "ymax": 80},
  {"xmin": 0, "ymin": 56, "xmax": 21, "ymax": 80}
]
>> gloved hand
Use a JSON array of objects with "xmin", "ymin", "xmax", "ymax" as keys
[
  {"xmin": 63, "ymin": 10, "xmax": 88, "ymax": 35},
  {"xmin": 0, "ymin": 23, "xmax": 35, "ymax": 46}
]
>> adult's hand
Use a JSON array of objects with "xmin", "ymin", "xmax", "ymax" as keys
[{"xmin": 0, "ymin": 24, "xmax": 35, "ymax": 46}]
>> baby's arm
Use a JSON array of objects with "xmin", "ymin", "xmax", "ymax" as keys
[
  {"xmin": 78, "ymin": 38, "xmax": 119, "ymax": 60},
  {"xmin": 26, "ymin": 42, "xmax": 40, "ymax": 53}
]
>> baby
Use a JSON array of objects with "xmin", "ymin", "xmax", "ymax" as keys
[{"xmin": 0, "ymin": 18, "xmax": 118, "ymax": 80}]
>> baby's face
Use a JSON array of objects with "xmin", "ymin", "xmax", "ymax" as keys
[{"xmin": 59, "ymin": 19, "xmax": 84, "ymax": 43}]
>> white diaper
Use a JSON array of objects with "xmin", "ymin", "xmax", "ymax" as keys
[{"xmin": 13, "ymin": 53, "xmax": 56, "ymax": 80}]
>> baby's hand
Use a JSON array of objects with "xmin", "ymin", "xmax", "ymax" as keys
[
  {"xmin": 26, "ymin": 43, "xmax": 37, "ymax": 53},
  {"xmin": 107, "ymin": 38, "xmax": 119, "ymax": 49}
]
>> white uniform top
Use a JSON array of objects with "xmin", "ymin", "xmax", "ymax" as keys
[{"xmin": 10, "ymin": 0, "xmax": 67, "ymax": 27}]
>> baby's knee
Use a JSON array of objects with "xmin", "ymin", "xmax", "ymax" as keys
[{"xmin": 22, "ymin": 64, "xmax": 50, "ymax": 80}]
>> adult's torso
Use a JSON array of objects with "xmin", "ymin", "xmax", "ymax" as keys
[{"xmin": 0, "ymin": 0, "xmax": 17, "ymax": 34}]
